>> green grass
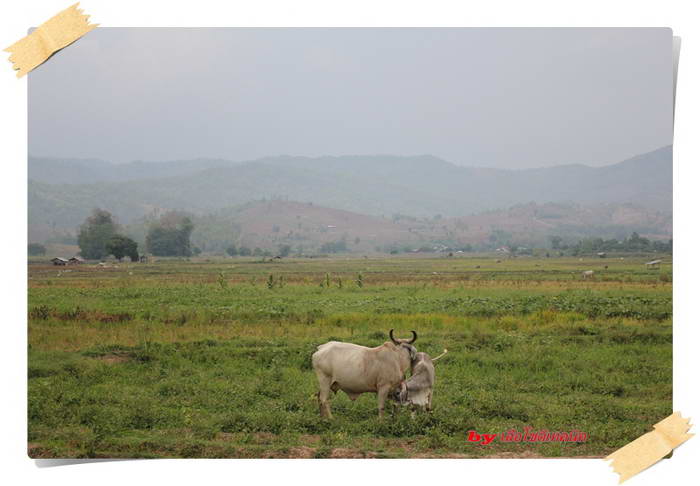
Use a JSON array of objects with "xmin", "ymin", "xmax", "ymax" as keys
[{"xmin": 27, "ymin": 255, "xmax": 672, "ymax": 458}]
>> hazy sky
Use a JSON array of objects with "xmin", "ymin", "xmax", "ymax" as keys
[{"xmin": 29, "ymin": 28, "xmax": 673, "ymax": 169}]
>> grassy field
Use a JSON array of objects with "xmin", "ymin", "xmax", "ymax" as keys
[{"xmin": 27, "ymin": 255, "xmax": 672, "ymax": 458}]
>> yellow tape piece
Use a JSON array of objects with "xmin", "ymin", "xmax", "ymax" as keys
[
  {"xmin": 4, "ymin": 3, "xmax": 97, "ymax": 78},
  {"xmin": 605, "ymin": 412, "xmax": 694, "ymax": 483}
]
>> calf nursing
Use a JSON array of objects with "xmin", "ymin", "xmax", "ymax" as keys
[{"xmin": 391, "ymin": 349, "xmax": 447, "ymax": 412}]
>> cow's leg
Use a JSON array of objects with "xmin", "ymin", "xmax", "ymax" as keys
[
  {"xmin": 377, "ymin": 385, "xmax": 391, "ymax": 419},
  {"xmin": 315, "ymin": 372, "xmax": 333, "ymax": 419}
]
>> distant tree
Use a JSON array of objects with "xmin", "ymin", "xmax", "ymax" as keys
[
  {"xmin": 106, "ymin": 235, "xmax": 139, "ymax": 262},
  {"xmin": 549, "ymin": 236, "xmax": 563, "ymax": 250},
  {"xmin": 354, "ymin": 237, "xmax": 361, "ymax": 245},
  {"xmin": 278, "ymin": 244, "xmax": 291, "ymax": 257},
  {"xmin": 28, "ymin": 243, "xmax": 46, "ymax": 256},
  {"xmin": 626, "ymin": 232, "xmax": 650, "ymax": 251},
  {"xmin": 225, "ymin": 245, "xmax": 238, "ymax": 257},
  {"xmin": 320, "ymin": 239, "xmax": 348, "ymax": 254},
  {"xmin": 253, "ymin": 247, "xmax": 264, "ymax": 257},
  {"xmin": 78, "ymin": 209, "xmax": 118, "ymax": 259},
  {"xmin": 239, "ymin": 246, "xmax": 252, "ymax": 256},
  {"xmin": 489, "ymin": 229, "xmax": 512, "ymax": 247},
  {"xmin": 192, "ymin": 246, "xmax": 202, "ymax": 256},
  {"xmin": 570, "ymin": 232, "xmax": 667, "ymax": 255},
  {"xmin": 146, "ymin": 211, "xmax": 194, "ymax": 257}
]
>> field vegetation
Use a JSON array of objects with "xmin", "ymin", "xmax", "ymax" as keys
[{"xmin": 28, "ymin": 255, "xmax": 672, "ymax": 458}]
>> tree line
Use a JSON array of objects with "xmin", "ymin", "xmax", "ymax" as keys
[
  {"xmin": 551, "ymin": 232, "xmax": 672, "ymax": 255},
  {"xmin": 33, "ymin": 209, "xmax": 672, "ymax": 260},
  {"xmin": 74, "ymin": 208, "xmax": 194, "ymax": 260}
]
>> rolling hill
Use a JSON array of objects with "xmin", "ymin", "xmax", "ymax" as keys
[
  {"xmin": 28, "ymin": 146, "xmax": 672, "ymax": 246},
  {"xmin": 116, "ymin": 200, "xmax": 670, "ymax": 255}
]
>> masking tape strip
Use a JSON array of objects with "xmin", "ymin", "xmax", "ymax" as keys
[
  {"xmin": 605, "ymin": 412, "xmax": 694, "ymax": 483},
  {"xmin": 4, "ymin": 3, "xmax": 97, "ymax": 78}
]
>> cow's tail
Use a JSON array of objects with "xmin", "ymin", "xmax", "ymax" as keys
[{"xmin": 432, "ymin": 349, "xmax": 448, "ymax": 362}]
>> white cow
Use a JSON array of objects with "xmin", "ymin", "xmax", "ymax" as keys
[{"xmin": 312, "ymin": 330, "xmax": 417, "ymax": 418}]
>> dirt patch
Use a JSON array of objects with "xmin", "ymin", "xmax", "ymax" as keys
[
  {"xmin": 288, "ymin": 446, "xmax": 316, "ymax": 458},
  {"xmin": 412, "ymin": 452, "xmax": 476, "ymax": 458},
  {"xmin": 97, "ymin": 354, "xmax": 131, "ymax": 364},
  {"xmin": 484, "ymin": 451, "xmax": 545, "ymax": 459},
  {"xmin": 28, "ymin": 443, "xmax": 55, "ymax": 458},
  {"xmin": 254, "ymin": 432, "xmax": 276, "ymax": 444},
  {"xmin": 330, "ymin": 448, "xmax": 377, "ymax": 458}
]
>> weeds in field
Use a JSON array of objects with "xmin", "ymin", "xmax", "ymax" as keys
[{"xmin": 27, "ymin": 256, "xmax": 672, "ymax": 458}]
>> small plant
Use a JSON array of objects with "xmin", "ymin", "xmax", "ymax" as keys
[
  {"xmin": 325, "ymin": 273, "xmax": 331, "ymax": 288},
  {"xmin": 356, "ymin": 273, "xmax": 363, "ymax": 288},
  {"xmin": 29, "ymin": 304, "xmax": 51, "ymax": 320},
  {"xmin": 267, "ymin": 274, "xmax": 275, "ymax": 289},
  {"xmin": 337, "ymin": 278, "xmax": 343, "ymax": 289},
  {"xmin": 217, "ymin": 271, "xmax": 227, "ymax": 289}
]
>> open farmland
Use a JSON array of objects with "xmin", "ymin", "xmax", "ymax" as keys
[{"xmin": 27, "ymin": 255, "xmax": 672, "ymax": 458}]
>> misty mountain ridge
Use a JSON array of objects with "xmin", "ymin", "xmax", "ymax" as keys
[
  {"xmin": 28, "ymin": 146, "xmax": 671, "ymax": 244},
  {"xmin": 28, "ymin": 156, "xmax": 241, "ymax": 184},
  {"xmin": 29, "ymin": 145, "xmax": 671, "ymax": 187}
]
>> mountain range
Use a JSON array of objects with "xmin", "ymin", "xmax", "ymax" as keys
[{"xmin": 28, "ymin": 146, "xmax": 672, "ymax": 248}]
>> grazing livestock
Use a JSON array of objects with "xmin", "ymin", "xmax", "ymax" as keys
[
  {"xmin": 646, "ymin": 259, "xmax": 662, "ymax": 269},
  {"xmin": 391, "ymin": 349, "xmax": 447, "ymax": 413},
  {"xmin": 312, "ymin": 330, "xmax": 417, "ymax": 418}
]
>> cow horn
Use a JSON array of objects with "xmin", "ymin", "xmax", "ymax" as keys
[
  {"xmin": 389, "ymin": 329, "xmax": 399, "ymax": 344},
  {"xmin": 409, "ymin": 330, "xmax": 417, "ymax": 344}
]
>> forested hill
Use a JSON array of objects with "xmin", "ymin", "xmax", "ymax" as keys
[{"xmin": 29, "ymin": 146, "xmax": 671, "ymax": 242}]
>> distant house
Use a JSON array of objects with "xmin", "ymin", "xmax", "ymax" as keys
[
  {"xmin": 646, "ymin": 259, "xmax": 662, "ymax": 268},
  {"xmin": 69, "ymin": 256, "xmax": 85, "ymax": 264},
  {"xmin": 51, "ymin": 257, "xmax": 68, "ymax": 266},
  {"xmin": 597, "ymin": 252, "xmax": 607, "ymax": 258},
  {"xmin": 139, "ymin": 255, "xmax": 148, "ymax": 263}
]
